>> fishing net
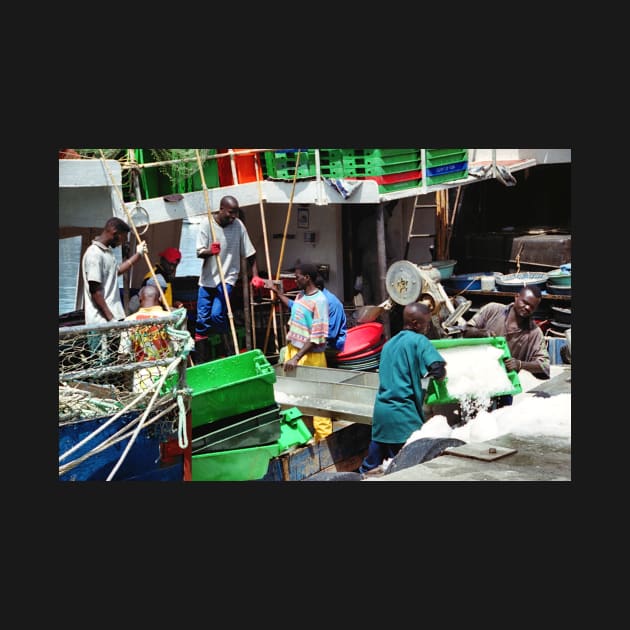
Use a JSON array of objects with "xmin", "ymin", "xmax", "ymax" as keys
[
  {"xmin": 59, "ymin": 308, "xmax": 194, "ymax": 425},
  {"xmin": 149, "ymin": 149, "xmax": 214, "ymax": 189}
]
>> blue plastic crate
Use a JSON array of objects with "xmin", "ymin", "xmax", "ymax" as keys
[{"xmin": 425, "ymin": 160, "xmax": 468, "ymax": 177}]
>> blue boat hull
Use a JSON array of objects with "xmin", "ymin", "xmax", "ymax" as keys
[{"xmin": 59, "ymin": 411, "xmax": 183, "ymax": 481}]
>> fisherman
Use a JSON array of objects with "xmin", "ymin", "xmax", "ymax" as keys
[
  {"xmin": 269, "ymin": 262, "xmax": 332, "ymax": 443},
  {"xmin": 128, "ymin": 247, "xmax": 183, "ymax": 313},
  {"xmin": 82, "ymin": 217, "xmax": 147, "ymax": 325},
  {"xmin": 119, "ymin": 284, "xmax": 172, "ymax": 392},
  {"xmin": 194, "ymin": 195, "xmax": 265, "ymax": 361},
  {"xmin": 461, "ymin": 284, "xmax": 551, "ymax": 406}
]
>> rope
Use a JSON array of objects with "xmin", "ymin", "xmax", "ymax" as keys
[
  {"xmin": 106, "ymin": 356, "xmax": 183, "ymax": 480},
  {"xmin": 195, "ymin": 149, "xmax": 240, "ymax": 354},
  {"xmin": 58, "ymin": 401, "xmax": 178, "ymax": 476},
  {"xmin": 177, "ymin": 393, "xmax": 188, "ymax": 449},
  {"xmin": 59, "ymin": 378, "xmax": 160, "ymax": 463}
]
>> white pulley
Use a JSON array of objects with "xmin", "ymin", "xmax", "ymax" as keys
[{"xmin": 385, "ymin": 260, "xmax": 424, "ymax": 305}]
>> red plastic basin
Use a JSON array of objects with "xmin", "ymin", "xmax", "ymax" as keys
[{"xmin": 337, "ymin": 323, "xmax": 384, "ymax": 359}]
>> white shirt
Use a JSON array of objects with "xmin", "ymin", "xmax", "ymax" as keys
[
  {"xmin": 82, "ymin": 240, "xmax": 125, "ymax": 324},
  {"xmin": 196, "ymin": 214, "xmax": 256, "ymax": 287}
]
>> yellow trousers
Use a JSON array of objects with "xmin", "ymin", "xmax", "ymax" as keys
[{"xmin": 285, "ymin": 343, "xmax": 333, "ymax": 442}]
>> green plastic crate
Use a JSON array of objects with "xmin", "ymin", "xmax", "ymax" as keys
[
  {"xmin": 192, "ymin": 442, "xmax": 281, "ymax": 481},
  {"xmin": 425, "ymin": 149, "xmax": 469, "ymax": 168},
  {"xmin": 426, "ymin": 148, "xmax": 468, "ymax": 158},
  {"xmin": 191, "ymin": 407, "xmax": 312, "ymax": 481},
  {"xmin": 343, "ymin": 160, "xmax": 422, "ymax": 177},
  {"xmin": 185, "ymin": 150, "xmax": 219, "ymax": 192},
  {"xmin": 342, "ymin": 152, "xmax": 421, "ymax": 169},
  {"xmin": 187, "ymin": 349, "xmax": 276, "ymax": 429},
  {"xmin": 424, "ymin": 337, "xmax": 522, "ymax": 405},
  {"xmin": 339, "ymin": 148, "xmax": 420, "ymax": 158},
  {"xmin": 376, "ymin": 178, "xmax": 423, "ymax": 193},
  {"xmin": 263, "ymin": 150, "xmax": 317, "ymax": 179},
  {"xmin": 425, "ymin": 167, "xmax": 469, "ymax": 186},
  {"xmin": 136, "ymin": 149, "xmax": 172, "ymax": 199},
  {"xmin": 192, "ymin": 404, "xmax": 283, "ymax": 455}
]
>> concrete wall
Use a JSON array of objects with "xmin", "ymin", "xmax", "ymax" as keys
[{"xmin": 241, "ymin": 202, "xmax": 344, "ymax": 299}]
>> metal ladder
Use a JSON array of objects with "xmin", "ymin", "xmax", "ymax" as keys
[{"xmin": 404, "ymin": 194, "xmax": 437, "ymax": 260}]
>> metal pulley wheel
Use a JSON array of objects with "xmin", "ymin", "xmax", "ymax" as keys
[
  {"xmin": 129, "ymin": 203, "xmax": 150, "ymax": 235},
  {"xmin": 385, "ymin": 260, "xmax": 424, "ymax": 305}
]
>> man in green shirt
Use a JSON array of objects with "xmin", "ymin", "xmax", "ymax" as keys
[{"xmin": 358, "ymin": 302, "xmax": 446, "ymax": 477}]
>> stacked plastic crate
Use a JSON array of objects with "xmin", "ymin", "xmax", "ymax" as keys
[
  {"xmin": 336, "ymin": 149, "xmax": 423, "ymax": 193},
  {"xmin": 188, "ymin": 350, "xmax": 312, "ymax": 480},
  {"xmin": 263, "ymin": 149, "xmax": 317, "ymax": 180},
  {"xmin": 424, "ymin": 149, "xmax": 469, "ymax": 185}
]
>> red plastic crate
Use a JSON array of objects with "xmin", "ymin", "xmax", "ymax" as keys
[
  {"xmin": 217, "ymin": 148, "xmax": 263, "ymax": 185},
  {"xmin": 350, "ymin": 169, "xmax": 422, "ymax": 185}
]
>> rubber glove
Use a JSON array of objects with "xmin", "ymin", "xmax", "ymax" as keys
[
  {"xmin": 137, "ymin": 241, "xmax": 148, "ymax": 256},
  {"xmin": 210, "ymin": 242, "xmax": 221, "ymax": 255},
  {"xmin": 251, "ymin": 276, "xmax": 266, "ymax": 289}
]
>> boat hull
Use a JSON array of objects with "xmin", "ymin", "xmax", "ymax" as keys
[{"xmin": 59, "ymin": 411, "xmax": 183, "ymax": 481}]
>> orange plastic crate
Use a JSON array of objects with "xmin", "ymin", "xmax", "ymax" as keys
[{"xmin": 217, "ymin": 148, "xmax": 263, "ymax": 185}]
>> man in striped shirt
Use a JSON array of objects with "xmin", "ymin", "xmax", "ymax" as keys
[
  {"xmin": 270, "ymin": 262, "xmax": 332, "ymax": 442},
  {"xmin": 194, "ymin": 195, "xmax": 264, "ymax": 360}
]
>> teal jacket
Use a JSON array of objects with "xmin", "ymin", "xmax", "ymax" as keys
[{"xmin": 372, "ymin": 330, "xmax": 445, "ymax": 443}]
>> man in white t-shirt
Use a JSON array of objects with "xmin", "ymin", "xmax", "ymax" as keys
[
  {"xmin": 194, "ymin": 195, "xmax": 265, "ymax": 362},
  {"xmin": 82, "ymin": 217, "xmax": 147, "ymax": 325}
]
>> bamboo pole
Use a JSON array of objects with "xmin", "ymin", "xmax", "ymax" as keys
[
  {"xmin": 99, "ymin": 150, "xmax": 169, "ymax": 311},
  {"xmin": 195, "ymin": 149, "xmax": 239, "ymax": 354},
  {"xmin": 263, "ymin": 150, "xmax": 302, "ymax": 354},
  {"xmin": 254, "ymin": 157, "xmax": 279, "ymax": 354}
]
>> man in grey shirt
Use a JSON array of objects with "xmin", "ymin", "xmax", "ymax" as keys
[
  {"xmin": 82, "ymin": 217, "xmax": 147, "ymax": 325},
  {"xmin": 194, "ymin": 195, "xmax": 265, "ymax": 361}
]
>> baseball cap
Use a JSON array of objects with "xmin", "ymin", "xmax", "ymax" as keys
[{"xmin": 159, "ymin": 247, "xmax": 182, "ymax": 264}]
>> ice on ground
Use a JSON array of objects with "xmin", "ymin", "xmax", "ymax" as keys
[
  {"xmin": 416, "ymin": 365, "xmax": 571, "ymax": 443},
  {"xmin": 406, "ymin": 415, "xmax": 452, "ymax": 445}
]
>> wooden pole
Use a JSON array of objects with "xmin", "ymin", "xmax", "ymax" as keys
[
  {"xmin": 99, "ymin": 150, "xmax": 169, "ymax": 311},
  {"xmin": 195, "ymin": 149, "xmax": 239, "ymax": 354},
  {"xmin": 263, "ymin": 150, "xmax": 302, "ymax": 354},
  {"xmin": 254, "ymin": 158, "xmax": 279, "ymax": 354}
]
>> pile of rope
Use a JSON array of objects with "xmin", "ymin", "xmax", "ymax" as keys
[
  {"xmin": 58, "ymin": 309, "xmax": 194, "ymax": 479},
  {"xmin": 59, "ymin": 308, "xmax": 192, "ymax": 422}
]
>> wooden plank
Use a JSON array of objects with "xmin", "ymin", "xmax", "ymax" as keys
[{"xmin": 261, "ymin": 422, "xmax": 371, "ymax": 481}]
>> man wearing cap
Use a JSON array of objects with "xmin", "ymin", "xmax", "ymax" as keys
[{"xmin": 129, "ymin": 246, "xmax": 182, "ymax": 313}]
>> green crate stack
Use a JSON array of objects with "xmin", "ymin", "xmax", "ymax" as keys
[
  {"xmin": 425, "ymin": 149, "xmax": 469, "ymax": 185},
  {"xmin": 187, "ymin": 349, "xmax": 277, "ymax": 429},
  {"xmin": 263, "ymin": 149, "xmax": 317, "ymax": 180},
  {"xmin": 374, "ymin": 178, "xmax": 423, "ymax": 193},
  {"xmin": 318, "ymin": 148, "xmax": 346, "ymax": 178},
  {"xmin": 340, "ymin": 149, "xmax": 422, "ymax": 177},
  {"xmin": 425, "ymin": 149, "xmax": 468, "ymax": 168}
]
